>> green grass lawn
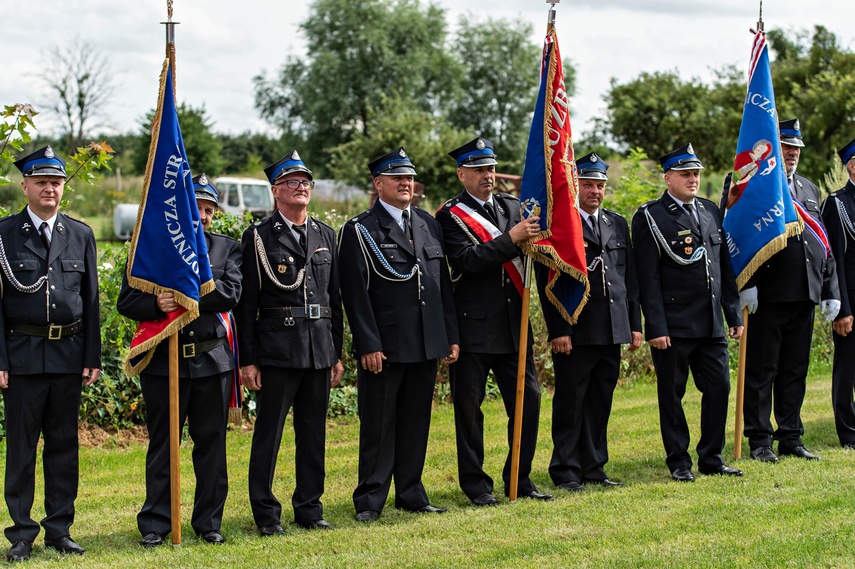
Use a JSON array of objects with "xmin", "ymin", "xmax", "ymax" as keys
[{"xmin": 2, "ymin": 372, "xmax": 854, "ymax": 568}]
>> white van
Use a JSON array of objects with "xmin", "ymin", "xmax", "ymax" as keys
[{"xmin": 214, "ymin": 176, "xmax": 274, "ymax": 220}]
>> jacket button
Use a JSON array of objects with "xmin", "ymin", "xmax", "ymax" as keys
[
  {"xmin": 309, "ymin": 292, "xmax": 314, "ymax": 297},
  {"xmin": 50, "ymin": 285, "xmax": 55, "ymax": 290},
  {"xmin": 421, "ymin": 301, "xmax": 426, "ymax": 306},
  {"xmin": 604, "ymin": 266, "xmax": 609, "ymax": 270},
  {"xmin": 49, "ymin": 267, "xmax": 54, "ymax": 272},
  {"xmin": 51, "ymin": 304, "xmax": 56, "ymax": 309},
  {"xmin": 607, "ymin": 282, "xmax": 611, "ymax": 286},
  {"xmin": 307, "ymin": 275, "xmax": 312, "ymax": 280},
  {"xmin": 417, "ymin": 258, "xmax": 422, "ymax": 263},
  {"xmin": 189, "ymin": 331, "xmax": 195, "ymax": 337},
  {"xmin": 609, "ymin": 299, "xmax": 614, "ymax": 304}
]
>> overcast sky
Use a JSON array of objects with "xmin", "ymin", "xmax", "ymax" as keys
[{"xmin": 1, "ymin": 0, "xmax": 851, "ymax": 140}]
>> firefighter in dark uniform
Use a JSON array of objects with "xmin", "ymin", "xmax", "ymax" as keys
[
  {"xmin": 821, "ymin": 136, "xmax": 855, "ymax": 449},
  {"xmin": 537, "ymin": 152, "xmax": 642, "ymax": 491},
  {"xmin": 339, "ymin": 147, "xmax": 459, "ymax": 522},
  {"xmin": 118, "ymin": 174, "xmax": 242, "ymax": 547},
  {"xmin": 631, "ymin": 143, "xmax": 743, "ymax": 482},
  {"xmin": 435, "ymin": 137, "xmax": 551, "ymax": 506},
  {"xmin": 1, "ymin": 146, "xmax": 101, "ymax": 562},
  {"xmin": 724, "ymin": 119, "xmax": 840, "ymax": 462},
  {"xmin": 235, "ymin": 151, "xmax": 343, "ymax": 534}
]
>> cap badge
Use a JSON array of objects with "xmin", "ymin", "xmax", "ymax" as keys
[
  {"xmin": 686, "ymin": 143, "xmax": 695, "ymax": 156},
  {"xmin": 292, "ymin": 150, "xmax": 301, "ymax": 161},
  {"xmin": 794, "ymin": 119, "xmax": 800, "ymax": 131},
  {"xmin": 399, "ymin": 149, "xmax": 407, "ymax": 158},
  {"xmin": 199, "ymin": 174, "xmax": 208, "ymax": 186},
  {"xmin": 476, "ymin": 138, "xmax": 485, "ymax": 150},
  {"xmin": 45, "ymin": 146, "xmax": 55, "ymax": 158},
  {"xmin": 591, "ymin": 154, "xmax": 598, "ymax": 163}
]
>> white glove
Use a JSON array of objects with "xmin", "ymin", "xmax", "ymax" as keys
[
  {"xmin": 739, "ymin": 286, "xmax": 758, "ymax": 314},
  {"xmin": 821, "ymin": 299, "xmax": 841, "ymax": 322}
]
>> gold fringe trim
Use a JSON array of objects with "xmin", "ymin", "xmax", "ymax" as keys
[{"xmin": 734, "ymin": 220, "xmax": 803, "ymax": 290}]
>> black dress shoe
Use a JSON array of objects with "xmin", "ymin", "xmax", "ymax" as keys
[
  {"xmin": 400, "ymin": 504, "xmax": 447, "ymax": 514},
  {"xmin": 843, "ymin": 442, "xmax": 855, "ymax": 450},
  {"xmin": 471, "ymin": 493, "xmax": 499, "ymax": 506},
  {"xmin": 519, "ymin": 490, "xmax": 554, "ymax": 501},
  {"xmin": 6, "ymin": 539, "xmax": 32, "ymax": 562},
  {"xmin": 557, "ymin": 481, "xmax": 584, "ymax": 492},
  {"xmin": 45, "ymin": 535, "xmax": 85, "ymax": 555},
  {"xmin": 139, "ymin": 532, "xmax": 165, "ymax": 547},
  {"xmin": 354, "ymin": 510, "xmax": 380, "ymax": 522},
  {"xmin": 198, "ymin": 530, "xmax": 225, "ymax": 544},
  {"xmin": 297, "ymin": 519, "xmax": 334, "ymax": 529},
  {"xmin": 584, "ymin": 478, "xmax": 623, "ymax": 487},
  {"xmin": 750, "ymin": 446, "xmax": 779, "ymax": 463},
  {"xmin": 670, "ymin": 467, "xmax": 695, "ymax": 482},
  {"xmin": 258, "ymin": 524, "xmax": 285, "ymax": 537},
  {"xmin": 778, "ymin": 445, "xmax": 820, "ymax": 460},
  {"xmin": 699, "ymin": 464, "xmax": 744, "ymax": 477}
]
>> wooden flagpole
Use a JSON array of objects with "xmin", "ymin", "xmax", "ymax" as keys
[
  {"xmin": 162, "ymin": 0, "xmax": 182, "ymax": 546},
  {"xmin": 735, "ymin": 2, "xmax": 765, "ymax": 462},
  {"xmin": 509, "ymin": 0, "xmax": 560, "ymax": 503},
  {"xmin": 734, "ymin": 308, "xmax": 748, "ymax": 459},
  {"xmin": 509, "ymin": 256, "xmax": 533, "ymax": 502}
]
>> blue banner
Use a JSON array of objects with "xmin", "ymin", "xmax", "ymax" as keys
[
  {"xmin": 722, "ymin": 31, "xmax": 801, "ymax": 289},
  {"xmin": 124, "ymin": 59, "xmax": 214, "ymax": 375}
]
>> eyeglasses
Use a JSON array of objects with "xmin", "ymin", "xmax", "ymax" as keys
[{"xmin": 276, "ymin": 179, "xmax": 315, "ymax": 190}]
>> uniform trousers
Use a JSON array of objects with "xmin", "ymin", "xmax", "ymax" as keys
[
  {"xmin": 651, "ymin": 337, "xmax": 730, "ymax": 472},
  {"xmin": 3, "ymin": 373, "xmax": 81, "ymax": 543},
  {"xmin": 138, "ymin": 372, "xmax": 230, "ymax": 536},
  {"xmin": 248, "ymin": 366, "xmax": 330, "ymax": 526},
  {"xmin": 831, "ymin": 328, "xmax": 855, "ymax": 446},
  {"xmin": 450, "ymin": 351, "xmax": 540, "ymax": 499},
  {"xmin": 549, "ymin": 345, "xmax": 620, "ymax": 485},
  {"xmin": 353, "ymin": 360, "xmax": 436, "ymax": 513},
  {"xmin": 743, "ymin": 301, "xmax": 814, "ymax": 449}
]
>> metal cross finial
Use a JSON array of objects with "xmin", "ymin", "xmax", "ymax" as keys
[{"xmin": 167, "ymin": 0, "xmax": 173, "ymax": 19}]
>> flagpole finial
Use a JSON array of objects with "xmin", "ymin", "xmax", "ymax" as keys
[
  {"xmin": 756, "ymin": 0, "xmax": 764, "ymax": 33},
  {"xmin": 546, "ymin": 0, "xmax": 559, "ymax": 25},
  {"xmin": 161, "ymin": 0, "xmax": 179, "ymax": 49}
]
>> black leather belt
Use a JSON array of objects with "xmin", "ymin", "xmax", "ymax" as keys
[
  {"xmin": 260, "ymin": 306, "xmax": 332, "ymax": 320},
  {"xmin": 7, "ymin": 320, "xmax": 83, "ymax": 340},
  {"xmin": 181, "ymin": 337, "xmax": 227, "ymax": 359}
]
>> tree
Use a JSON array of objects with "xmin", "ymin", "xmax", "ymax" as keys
[
  {"xmin": 132, "ymin": 104, "xmax": 225, "ymax": 176},
  {"xmin": 254, "ymin": 0, "xmax": 463, "ymax": 174},
  {"xmin": 447, "ymin": 17, "xmax": 543, "ymax": 172},
  {"xmin": 600, "ymin": 27, "xmax": 855, "ymax": 182},
  {"xmin": 38, "ymin": 37, "xmax": 116, "ymax": 155},
  {"xmin": 328, "ymin": 93, "xmax": 470, "ymax": 203}
]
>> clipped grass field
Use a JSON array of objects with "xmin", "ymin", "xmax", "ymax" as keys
[{"xmin": 2, "ymin": 372, "xmax": 854, "ymax": 568}]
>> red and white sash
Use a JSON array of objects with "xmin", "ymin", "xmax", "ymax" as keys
[{"xmin": 449, "ymin": 202, "xmax": 525, "ymax": 296}]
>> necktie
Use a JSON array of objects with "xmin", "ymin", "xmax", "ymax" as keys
[
  {"xmin": 293, "ymin": 223, "xmax": 307, "ymax": 253},
  {"xmin": 39, "ymin": 221, "xmax": 51, "ymax": 250},
  {"xmin": 684, "ymin": 203, "xmax": 699, "ymax": 232},
  {"xmin": 588, "ymin": 215, "xmax": 600, "ymax": 243},
  {"xmin": 401, "ymin": 209, "xmax": 412, "ymax": 241},
  {"xmin": 483, "ymin": 201, "xmax": 499, "ymax": 226}
]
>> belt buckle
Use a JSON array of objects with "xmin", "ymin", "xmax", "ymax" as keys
[
  {"xmin": 307, "ymin": 304, "xmax": 321, "ymax": 319},
  {"xmin": 48, "ymin": 325, "xmax": 62, "ymax": 340},
  {"xmin": 182, "ymin": 343, "xmax": 196, "ymax": 358}
]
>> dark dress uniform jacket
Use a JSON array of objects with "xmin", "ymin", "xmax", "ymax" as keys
[
  {"xmin": 540, "ymin": 209, "xmax": 641, "ymax": 344},
  {"xmin": 436, "ymin": 192, "xmax": 530, "ymax": 353},
  {"xmin": 823, "ymin": 181, "xmax": 855, "ymax": 318},
  {"xmin": 339, "ymin": 201, "xmax": 458, "ymax": 361},
  {"xmin": 0, "ymin": 209, "xmax": 100, "ymax": 373},
  {"xmin": 632, "ymin": 193, "xmax": 741, "ymax": 339},
  {"xmin": 117, "ymin": 232, "xmax": 241, "ymax": 376},
  {"xmin": 236, "ymin": 213, "xmax": 343, "ymax": 369}
]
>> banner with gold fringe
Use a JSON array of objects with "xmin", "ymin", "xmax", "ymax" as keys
[
  {"xmin": 123, "ymin": 59, "xmax": 214, "ymax": 375},
  {"xmin": 722, "ymin": 29, "xmax": 802, "ymax": 290},
  {"xmin": 519, "ymin": 24, "xmax": 589, "ymax": 324}
]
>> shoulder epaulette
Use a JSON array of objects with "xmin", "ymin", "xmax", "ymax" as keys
[{"xmin": 603, "ymin": 207, "xmax": 624, "ymax": 219}]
